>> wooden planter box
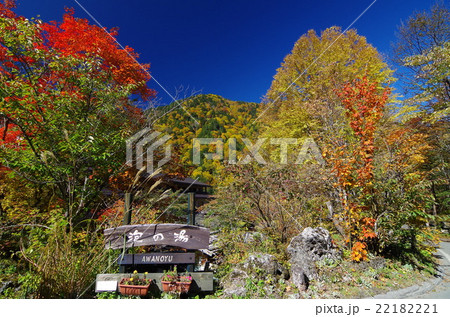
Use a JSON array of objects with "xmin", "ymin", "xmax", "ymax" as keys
[
  {"xmin": 176, "ymin": 281, "xmax": 191, "ymax": 294},
  {"xmin": 161, "ymin": 281, "xmax": 177, "ymax": 293},
  {"xmin": 161, "ymin": 281, "xmax": 191, "ymax": 293},
  {"xmin": 119, "ymin": 278, "xmax": 151, "ymax": 297}
]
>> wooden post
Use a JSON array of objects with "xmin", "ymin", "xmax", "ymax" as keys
[
  {"xmin": 187, "ymin": 192, "xmax": 195, "ymax": 225},
  {"xmin": 120, "ymin": 192, "xmax": 132, "ymax": 273},
  {"xmin": 123, "ymin": 192, "xmax": 132, "ymax": 225},
  {"xmin": 187, "ymin": 192, "xmax": 196, "ymax": 272}
]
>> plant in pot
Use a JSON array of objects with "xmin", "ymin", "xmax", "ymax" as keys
[
  {"xmin": 119, "ymin": 271, "xmax": 153, "ymax": 297},
  {"xmin": 161, "ymin": 267, "xmax": 178, "ymax": 293},
  {"xmin": 176, "ymin": 274, "xmax": 193, "ymax": 294}
]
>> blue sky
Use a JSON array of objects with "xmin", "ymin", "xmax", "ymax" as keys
[{"xmin": 14, "ymin": 0, "xmax": 439, "ymax": 105}]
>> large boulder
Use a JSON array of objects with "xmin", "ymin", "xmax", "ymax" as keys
[
  {"xmin": 221, "ymin": 252, "xmax": 289, "ymax": 298},
  {"xmin": 287, "ymin": 227, "xmax": 341, "ymax": 290}
]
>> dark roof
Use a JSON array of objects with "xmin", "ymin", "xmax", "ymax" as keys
[
  {"xmin": 193, "ymin": 194, "xmax": 214, "ymax": 199},
  {"xmin": 168, "ymin": 177, "xmax": 211, "ymax": 187},
  {"xmin": 147, "ymin": 173, "xmax": 211, "ymax": 188}
]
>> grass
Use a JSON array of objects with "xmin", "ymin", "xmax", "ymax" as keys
[{"xmin": 296, "ymin": 256, "xmax": 435, "ymax": 299}]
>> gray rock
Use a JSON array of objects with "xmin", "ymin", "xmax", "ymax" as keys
[
  {"xmin": 289, "ymin": 265, "xmax": 308, "ymax": 291},
  {"xmin": 199, "ymin": 232, "xmax": 219, "ymax": 257},
  {"xmin": 355, "ymin": 256, "xmax": 386, "ymax": 271},
  {"xmin": 221, "ymin": 252, "xmax": 289, "ymax": 298},
  {"xmin": 242, "ymin": 253, "xmax": 289, "ymax": 279},
  {"xmin": 221, "ymin": 268, "xmax": 249, "ymax": 298},
  {"xmin": 287, "ymin": 227, "xmax": 341, "ymax": 290}
]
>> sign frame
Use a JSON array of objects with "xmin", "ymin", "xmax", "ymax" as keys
[
  {"xmin": 104, "ymin": 224, "xmax": 210, "ymax": 250},
  {"xmin": 118, "ymin": 252, "xmax": 196, "ymax": 265}
]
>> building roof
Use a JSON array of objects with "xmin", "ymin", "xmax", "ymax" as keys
[
  {"xmin": 168, "ymin": 177, "xmax": 211, "ymax": 187},
  {"xmin": 147, "ymin": 173, "xmax": 211, "ymax": 188}
]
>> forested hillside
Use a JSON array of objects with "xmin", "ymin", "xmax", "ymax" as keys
[{"xmin": 153, "ymin": 94, "xmax": 260, "ymax": 183}]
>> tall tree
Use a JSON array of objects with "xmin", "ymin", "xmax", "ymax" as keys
[
  {"xmin": 260, "ymin": 27, "xmax": 394, "ymax": 249},
  {"xmin": 0, "ymin": 2, "xmax": 154, "ymax": 224},
  {"xmin": 392, "ymin": 2, "xmax": 449, "ymax": 64},
  {"xmin": 263, "ymin": 27, "xmax": 393, "ymax": 136},
  {"xmin": 332, "ymin": 76, "xmax": 390, "ymax": 261},
  {"xmin": 391, "ymin": 2, "xmax": 449, "ymax": 120},
  {"xmin": 391, "ymin": 2, "xmax": 449, "ymax": 225}
]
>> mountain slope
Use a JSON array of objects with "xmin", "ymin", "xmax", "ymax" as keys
[{"xmin": 152, "ymin": 94, "xmax": 260, "ymax": 183}]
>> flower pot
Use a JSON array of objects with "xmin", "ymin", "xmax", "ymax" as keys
[
  {"xmin": 118, "ymin": 278, "xmax": 151, "ymax": 297},
  {"xmin": 176, "ymin": 281, "xmax": 191, "ymax": 294},
  {"xmin": 161, "ymin": 281, "xmax": 177, "ymax": 293}
]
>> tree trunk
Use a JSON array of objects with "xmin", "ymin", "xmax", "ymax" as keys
[{"xmin": 326, "ymin": 201, "xmax": 346, "ymax": 238}]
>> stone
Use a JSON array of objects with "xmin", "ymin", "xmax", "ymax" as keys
[
  {"xmin": 289, "ymin": 265, "xmax": 308, "ymax": 291},
  {"xmin": 199, "ymin": 232, "xmax": 219, "ymax": 257},
  {"xmin": 241, "ymin": 253, "xmax": 289, "ymax": 279},
  {"xmin": 221, "ymin": 252, "xmax": 289, "ymax": 298},
  {"xmin": 221, "ymin": 268, "xmax": 249, "ymax": 298},
  {"xmin": 287, "ymin": 227, "xmax": 341, "ymax": 290}
]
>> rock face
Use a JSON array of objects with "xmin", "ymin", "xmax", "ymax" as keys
[
  {"xmin": 221, "ymin": 252, "xmax": 289, "ymax": 298},
  {"xmin": 241, "ymin": 253, "xmax": 289, "ymax": 279},
  {"xmin": 287, "ymin": 227, "xmax": 341, "ymax": 290}
]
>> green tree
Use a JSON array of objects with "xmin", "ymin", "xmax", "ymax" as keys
[
  {"xmin": 153, "ymin": 94, "xmax": 260, "ymax": 184},
  {"xmin": 391, "ymin": 2, "xmax": 449, "ymax": 225},
  {"xmin": 401, "ymin": 40, "xmax": 450, "ymax": 121}
]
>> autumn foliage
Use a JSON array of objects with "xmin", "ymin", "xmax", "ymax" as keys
[
  {"xmin": 0, "ymin": 1, "xmax": 159, "ymax": 298},
  {"xmin": 42, "ymin": 9, "xmax": 153, "ymax": 100},
  {"xmin": 323, "ymin": 77, "xmax": 390, "ymax": 261},
  {"xmin": 0, "ymin": 1, "xmax": 154, "ymax": 223}
]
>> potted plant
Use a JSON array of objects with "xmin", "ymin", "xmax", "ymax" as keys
[
  {"xmin": 160, "ymin": 267, "xmax": 178, "ymax": 293},
  {"xmin": 176, "ymin": 274, "xmax": 193, "ymax": 293},
  {"xmin": 119, "ymin": 271, "xmax": 153, "ymax": 297}
]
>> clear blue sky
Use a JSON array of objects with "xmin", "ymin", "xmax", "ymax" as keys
[{"xmin": 14, "ymin": 0, "xmax": 439, "ymax": 105}]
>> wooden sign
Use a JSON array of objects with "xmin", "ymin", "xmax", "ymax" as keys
[
  {"xmin": 104, "ymin": 224, "xmax": 210, "ymax": 250},
  {"xmin": 118, "ymin": 253, "xmax": 195, "ymax": 265}
]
